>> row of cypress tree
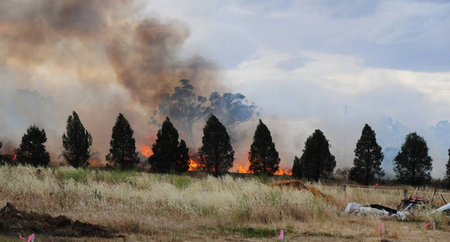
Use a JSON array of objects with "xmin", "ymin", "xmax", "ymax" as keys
[
  {"xmin": 343, "ymin": 124, "xmax": 436, "ymax": 186},
  {"xmin": 3, "ymin": 112, "xmax": 140, "ymax": 169},
  {"xmin": 1, "ymin": 111, "xmax": 280, "ymax": 177},
  {"xmin": 1, "ymin": 112, "xmax": 450, "ymax": 187},
  {"xmin": 290, "ymin": 123, "xmax": 447, "ymax": 187},
  {"xmin": 148, "ymin": 116, "xmax": 279, "ymax": 177}
]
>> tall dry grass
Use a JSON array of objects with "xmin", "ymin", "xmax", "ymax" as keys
[{"xmin": 0, "ymin": 165, "xmax": 448, "ymax": 240}]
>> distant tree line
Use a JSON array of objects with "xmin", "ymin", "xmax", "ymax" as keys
[
  {"xmin": 0, "ymin": 111, "xmax": 449, "ymax": 187},
  {"xmin": 290, "ymin": 123, "xmax": 447, "ymax": 187}
]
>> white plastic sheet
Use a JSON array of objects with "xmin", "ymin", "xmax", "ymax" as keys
[{"xmin": 344, "ymin": 202, "xmax": 409, "ymax": 220}]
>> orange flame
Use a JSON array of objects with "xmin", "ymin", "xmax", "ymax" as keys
[
  {"xmin": 186, "ymin": 153, "xmax": 292, "ymax": 175},
  {"xmin": 188, "ymin": 158, "xmax": 200, "ymax": 171},
  {"xmin": 12, "ymin": 154, "xmax": 17, "ymax": 161},
  {"xmin": 90, "ymin": 159, "xmax": 99, "ymax": 167},
  {"xmin": 140, "ymin": 145, "xmax": 153, "ymax": 158},
  {"xmin": 231, "ymin": 163, "xmax": 251, "ymax": 173},
  {"xmin": 275, "ymin": 167, "xmax": 292, "ymax": 176},
  {"xmin": 231, "ymin": 160, "xmax": 251, "ymax": 173}
]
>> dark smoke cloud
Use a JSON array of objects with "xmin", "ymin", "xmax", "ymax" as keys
[
  {"xmin": 0, "ymin": 0, "xmax": 254, "ymax": 161},
  {"xmin": 0, "ymin": 0, "xmax": 218, "ymax": 98},
  {"xmin": 107, "ymin": 19, "xmax": 218, "ymax": 107}
]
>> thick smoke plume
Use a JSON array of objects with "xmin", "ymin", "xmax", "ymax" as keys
[
  {"xmin": 0, "ymin": 0, "xmax": 255, "ymax": 163},
  {"xmin": 0, "ymin": 0, "xmax": 217, "ymax": 103}
]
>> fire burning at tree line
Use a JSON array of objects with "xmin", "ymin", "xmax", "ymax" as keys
[
  {"xmin": 140, "ymin": 145, "xmax": 153, "ymax": 158},
  {"xmin": 139, "ymin": 144, "xmax": 291, "ymax": 175}
]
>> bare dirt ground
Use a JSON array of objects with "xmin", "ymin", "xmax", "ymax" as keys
[{"xmin": 0, "ymin": 203, "xmax": 120, "ymax": 239}]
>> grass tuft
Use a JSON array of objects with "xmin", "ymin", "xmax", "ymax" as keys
[
  {"xmin": 302, "ymin": 231, "xmax": 354, "ymax": 239},
  {"xmin": 219, "ymin": 226, "xmax": 279, "ymax": 238}
]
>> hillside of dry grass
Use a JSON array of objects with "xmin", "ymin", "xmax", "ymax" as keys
[{"xmin": 0, "ymin": 165, "xmax": 449, "ymax": 241}]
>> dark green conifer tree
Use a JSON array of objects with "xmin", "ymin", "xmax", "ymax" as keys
[
  {"xmin": 394, "ymin": 132, "xmax": 432, "ymax": 186},
  {"xmin": 444, "ymin": 149, "xmax": 450, "ymax": 188},
  {"xmin": 199, "ymin": 115, "xmax": 234, "ymax": 176},
  {"xmin": 249, "ymin": 120, "xmax": 280, "ymax": 176},
  {"xmin": 349, "ymin": 124, "xmax": 384, "ymax": 185},
  {"xmin": 297, "ymin": 129, "xmax": 335, "ymax": 181},
  {"xmin": 149, "ymin": 117, "xmax": 189, "ymax": 173},
  {"xmin": 106, "ymin": 113, "xmax": 139, "ymax": 169},
  {"xmin": 17, "ymin": 125, "xmax": 50, "ymax": 167},
  {"xmin": 62, "ymin": 111, "xmax": 92, "ymax": 168},
  {"xmin": 292, "ymin": 156, "xmax": 302, "ymax": 179}
]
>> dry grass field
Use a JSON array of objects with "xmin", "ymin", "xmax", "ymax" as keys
[{"xmin": 0, "ymin": 165, "xmax": 449, "ymax": 241}]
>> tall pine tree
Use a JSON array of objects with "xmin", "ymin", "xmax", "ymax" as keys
[
  {"xmin": 394, "ymin": 132, "xmax": 432, "ymax": 186},
  {"xmin": 445, "ymin": 149, "xmax": 450, "ymax": 188},
  {"xmin": 62, "ymin": 111, "xmax": 92, "ymax": 168},
  {"xmin": 0, "ymin": 142, "xmax": 3, "ymax": 165},
  {"xmin": 199, "ymin": 115, "xmax": 234, "ymax": 177},
  {"xmin": 292, "ymin": 156, "xmax": 302, "ymax": 179},
  {"xmin": 106, "ymin": 113, "xmax": 139, "ymax": 169},
  {"xmin": 249, "ymin": 120, "xmax": 280, "ymax": 175},
  {"xmin": 149, "ymin": 117, "xmax": 189, "ymax": 173},
  {"xmin": 349, "ymin": 124, "xmax": 384, "ymax": 185},
  {"xmin": 176, "ymin": 140, "xmax": 190, "ymax": 173},
  {"xmin": 296, "ymin": 129, "xmax": 335, "ymax": 181},
  {"xmin": 16, "ymin": 125, "xmax": 50, "ymax": 167}
]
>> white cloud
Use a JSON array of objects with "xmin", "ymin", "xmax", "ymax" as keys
[
  {"xmin": 227, "ymin": 49, "xmax": 450, "ymax": 105},
  {"xmin": 224, "ymin": 48, "xmax": 450, "ymax": 172}
]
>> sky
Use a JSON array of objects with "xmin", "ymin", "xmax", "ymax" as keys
[
  {"xmin": 0, "ymin": 0, "xmax": 449, "ymax": 177},
  {"xmin": 144, "ymin": 0, "xmax": 450, "ymax": 176}
]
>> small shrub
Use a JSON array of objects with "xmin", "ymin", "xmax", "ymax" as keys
[{"xmin": 93, "ymin": 188, "xmax": 102, "ymax": 200}]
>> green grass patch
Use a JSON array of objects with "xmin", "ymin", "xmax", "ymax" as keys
[
  {"xmin": 302, "ymin": 231, "xmax": 354, "ymax": 239},
  {"xmin": 0, "ymin": 235, "xmax": 17, "ymax": 242},
  {"xmin": 253, "ymin": 174, "xmax": 273, "ymax": 184},
  {"xmin": 56, "ymin": 168, "xmax": 90, "ymax": 183},
  {"xmin": 98, "ymin": 169, "xmax": 138, "ymax": 183},
  {"xmin": 219, "ymin": 226, "xmax": 279, "ymax": 238},
  {"xmin": 172, "ymin": 175, "xmax": 193, "ymax": 189}
]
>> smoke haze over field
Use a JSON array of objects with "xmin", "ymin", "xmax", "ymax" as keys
[
  {"xmin": 0, "ymin": 0, "xmax": 224, "ymax": 158},
  {"xmin": 1, "ymin": 0, "xmax": 450, "ymax": 177}
]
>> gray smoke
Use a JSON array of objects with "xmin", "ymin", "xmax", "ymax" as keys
[{"xmin": 0, "ymin": 0, "xmax": 243, "ymax": 162}]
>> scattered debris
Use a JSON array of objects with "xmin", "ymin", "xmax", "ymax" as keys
[
  {"xmin": 397, "ymin": 196, "xmax": 430, "ymax": 211},
  {"xmin": 278, "ymin": 229, "xmax": 284, "ymax": 241},
  {"xmin": 423, "ymin": 222, "xmax": 436, "ymax": 230},
  {"xmin": 19, "ymin": 233, "xmax": 35, "ymax": 242},
  {"xmin": 346, "ymin": 198, "xmax": 450, "ymax": 220},
  {"xmin": 272, "ymin": 180, "xmax": 338, "ymax": 206},
  {"xmin": 0, "ymin": 202, "xmax": 119, "ymax": 238},
  {"xmin": 431, "ymin": 203, "xmax": 450, "ymax": 215},
  {"xmin": 370, "ymin": 204, "xmax": 398, "ymax": 215},
  {"xmin": 344, "ymin": 202, "xmax": 409, "ymax": 220},
  {"xmin": 377, "ymin": 222, "xmax": 385, "ymax": 235}
]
